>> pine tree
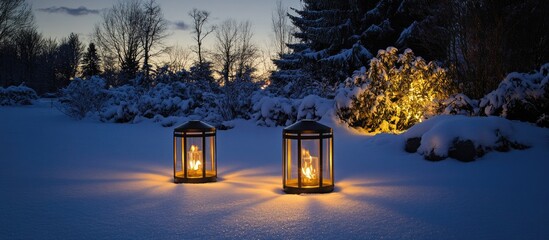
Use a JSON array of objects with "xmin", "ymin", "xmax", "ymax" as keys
[
  {"xmin": 271, "ymin": 0, "xmax": 365, "ymax": 98},
  {"xmin": 270, "ymin": 0, "xmax": 449, "ymax": 98},
  {"xmin": 55, "ymin": 33, "xmax": 83, "ymax": 89},
  {"xmin": 81, "ymin": 42, "xmax": 101, "ymax": 78},
  {"xmin": 359, "ymin": 0, "xmax": 449, "ymax": 61}
]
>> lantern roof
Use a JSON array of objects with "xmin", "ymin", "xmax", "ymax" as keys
[
  {"xmin": 283, "ymin": 119, "xmax": 332, "ymax": 134},
  {"xmin": 174, "ymin": 120, "xmax": 216, "ymax": 132}
]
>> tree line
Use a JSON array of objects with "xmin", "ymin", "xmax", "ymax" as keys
[
  {"xmin": 1, "ymin": 0, "xmax": 547, "ymax": 98},
  {"xmin": 0, "ymin": 0, "xmax": 82, "ymax": 93},
  {"xmin": 270, "ymin": 0, "xmax": 549, "ymax": 99},
  {"xmin": 0, "ymin": 0, "xmax": 271, "ymax": 94}
]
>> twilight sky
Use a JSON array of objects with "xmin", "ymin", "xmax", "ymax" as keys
[{"xmin": 28, "ymin": 0, "xmax": 302, "ymax": 63}]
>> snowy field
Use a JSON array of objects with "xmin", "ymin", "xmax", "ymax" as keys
[{"xmin": 2, "ymin": 100, "xmax": 549, "ymax": 239}]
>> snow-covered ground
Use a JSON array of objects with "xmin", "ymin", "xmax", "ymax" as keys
[{"xmin": 2, "ymin": 100, "xmax": 549, "ymax": 239}]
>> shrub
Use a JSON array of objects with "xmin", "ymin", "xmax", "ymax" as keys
[
  {"xmin": 337, "ymin": 47, "xmax": 453, "ymax": 132},
  {"xmin": 58, "ymin": 77, "xmax": 108, "ymax": 119},
  {"xmin": 99, "ymin": 85, "xmax": 140, "ymax": 123},
  {"xmin": 479, "ymin": 63, "xmax": 549, "ymax": 127},
  {"xmin": 0, "ymin": 85, "xmax": 38, "ymax": 106},
  {"xmin": 440, "ymin": 93, "xmax": 479, "ymax": 116},
  {"xmin": 251, "ymin": 93, "xmax": 333, "ymax": 127},
  {"xmin": 218, "ymin": 75, "xmax": 261, "ymax": 120}
]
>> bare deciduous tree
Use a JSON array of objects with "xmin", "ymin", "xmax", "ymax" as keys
[
  {"xmin": 189, "ymin": 8, "xmax": 214, "ymax": 65},
  {"xmin": 94, "ymin": 0, "xmax": 143, "ymax": 81},
  {"xmin": 164, "ymin": 45, "xmax": 192, "ymax": 71},
  {"xmin": 0, "ymin": 0, "xmax": 33, "ymax": 44},
  {"xmin": 271, "ymin": 0, "xmax": 294, "ymax": 57},
  {"xmin": 257, "ymin": 45, "xmax": 276, "ymax": 81},
  {"xmin": 39, "ymin": 38, "xmax": 59, "ymax": 92},
  {"xmin": 140, "ymin": 0, "xmax": 169, "ymax": 81},
  {"xmin": 213, "ymin": 19, "xmax": 260, "ymax": 84},
  {"xmin": 235, "ymin": 21, "xmax": 259, "ymax": 79},
  {"xmin": 14, "ymin": 28, "xmax": 42, "ymax": 84},
  {"xmin": 213, "ymin": 19, "xmax": 239, "ymax": 84}
]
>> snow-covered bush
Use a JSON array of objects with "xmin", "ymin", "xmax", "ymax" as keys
[
  {"xmin": 138, "ymin": 82, "xmax": 190, "ymax": 118},
  {"xmin": 337, "ymin": 47, "xmax": 453, "ymax": 132},
  {"xmin": 218, "ymin": 75, "xmax": 261, "ymax": 120},
  {"xmin": 297, "ymin": 95, "xmax": 333, "ymax": 120},
  {"xmin": 479, "ymin": 63, "xmax": 549, "ymax": 127},
  {"xmin": 58, "ymin": 77, "xmax": 108, "ymax": 119},
  {"xmin": 252, "ymin": 95, "xmax": 298, "ymax": 126},
  {"xmin": 0, "ymin": 85, "xmax": 38, "ymax": 106},
  {"xmin": 441, "ymin": 93, "xmax": 479, "ymax": 116},
  {"xmin": 96, "ymin": 78, "xmax": 226, "ymax": 126},
  {"xmin": 191, "ymin": 91, "xmax": 224, "ymax": 125},
  {"xmin": 252, "ymin": 93, "xmax": 333, "ymax": 127},
  {"xmin": 57, "ymin": 64, "xmax": 335, "ymax": 128},
  {"xmin": 57, "ymin": 63, "xmax": 229, "ymax": 125},
  {"xmin": 437, "ymin": 63, "xmax": 549, "ymax": 128},
  {"xmin": 99, "ymin": 85, "xmax": 140, "ymax": 123}
]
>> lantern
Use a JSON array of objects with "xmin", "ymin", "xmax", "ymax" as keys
[
  {"xmin": 282, "ymin": 120, "xmax": 334, "ymax": 193},
  {"xmin": 173, "ymin": 120, "xmax": 217, "ymax": 183}
]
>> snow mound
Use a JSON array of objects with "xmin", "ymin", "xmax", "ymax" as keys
[{"xmin": 403, "ymin": 115, "xmax": 544, "ymax": 161}]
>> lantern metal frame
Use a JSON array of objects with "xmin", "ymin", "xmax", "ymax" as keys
[
  {"xmin": 173, "ymin": 120, "xmax": 217, "ymax": 183},
  {"xmin": 282, "ymin": 120, "xmax": 334, "ymax": 194}
]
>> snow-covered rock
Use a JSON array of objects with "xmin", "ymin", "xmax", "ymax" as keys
[{"xmin": 403, "ymin": 115, "xmax": 533, "ymax": 161}]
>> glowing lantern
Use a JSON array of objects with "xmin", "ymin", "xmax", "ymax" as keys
[
  {"xmin": 173, "ymin": 120, "xmax": 217, "ymax": 183},
  {"xmin": 282, "ymin": 120, "xmax": 334, "ymax": 193}
]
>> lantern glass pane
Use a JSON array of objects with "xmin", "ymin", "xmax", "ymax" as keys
[
  {"xmin": 285, "ymin": 139, "xmax": 298, "ymax": 185},
  {"xmin": 322, "ymin": 138, "xmax": 332, "ymax": 186},
  {"xmin": 175, "ymin": 137, "xmax": 184, "ymax": 178},
  {"xmin": 186, "ymin": 137, "xmax": 204, "ymax": 178},
  {"xmin": 205, "ymin": 136, "xmax": 215, "ymax": 177},
  {"xmin": 301, "ymin": 139, "xmax": 320, "ymax": 187}
]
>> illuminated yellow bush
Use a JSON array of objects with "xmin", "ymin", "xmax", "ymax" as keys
[{"xmin": 337, "ymin": 47, "xmax": 453, "ymax": 132}]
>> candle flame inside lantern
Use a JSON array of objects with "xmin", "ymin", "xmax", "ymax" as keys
[
  {"xmin": 301, "ymin": 149, "xmax": 317, "ymax": 183},
  {"xmin": 188, "ymin": 144, "xmax": 202, "ymax": 175}
]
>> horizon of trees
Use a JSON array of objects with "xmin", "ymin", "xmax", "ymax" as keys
[
  {"xmin": 271, "ymin": 0, "xmax": 549, "ymax": 99},
  {"xmin": 0, "ymin": 0, "xmax": 288, "ymax": 94},
  {"xmin": 1, "ymin": 0, "xmax": 547, "ymax": 100}
]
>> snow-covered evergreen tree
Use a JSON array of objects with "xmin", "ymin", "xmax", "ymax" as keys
[
  {"xmin": 270, "ymin": 0, "xmax": 446, "ymax": 98},
  {"xmin": 271, "ymin": 0, "xmax": 369, "ymax": 98},
  {"xmin": 55, "ymin": 33, "xmax": 83, "ymax": 90},
  {"xmin": 189, "ymin": 61, "xmax": 218, "ymax": 93},
  {"xmin": 81, "ymin": 42, "xmax": 101, "ymax": 78},
  {"xmin": 360, "ymin": 0, "xmax": 450, "ymax": 61}
]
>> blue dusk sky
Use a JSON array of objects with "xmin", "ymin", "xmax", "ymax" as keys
[{"xmin": 28, "ymin": 0, "xmax": 302, "ymax": 59}]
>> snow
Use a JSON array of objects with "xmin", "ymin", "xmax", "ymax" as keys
[
  {"xmin": 479, "ymin": 64, "xmax": 549, "ymax": 117},
  {"xmin": 324, "ymin": 42, "xmax": 374, "ymax": 63},
  {"xmin": 396, "ymin": 21, "xmax": 417, "ymax": 46},
  {"xmin": 440, "ymin": 63, "xmax": 549, "ymax": 127},
  {"xmin": 403, "ymin": 115, "xmax": 540, "ymax": 157},
  {"xmin": 252, "ymin": 94, "xmax": 333, "ymax": 127},
  {"xmin": 2, "ymin": 101, "xmax": 549, "ymax": 239}
]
